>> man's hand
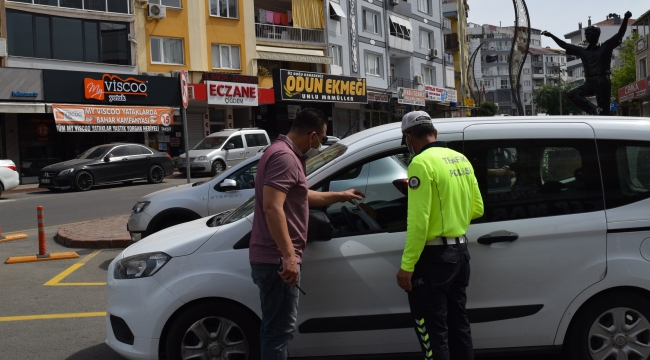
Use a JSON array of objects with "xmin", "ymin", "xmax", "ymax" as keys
[
  {"xmin": 279, "ymin": 256, "xmax": 299, "ymax": 289},
  {"xmin": 396, "ymin": 269, "xmax": 413, "ymax": 291},
  {"xmin": 624, "ymin": 11, "xmax": 632, "ymax": 19},
  {"xmin": 339, "ymin": 189, "xmax": 365, "ymax": 204},
  {"xmin": 541, "ymin": 30, "xmax": 552, "ymax": 37}
]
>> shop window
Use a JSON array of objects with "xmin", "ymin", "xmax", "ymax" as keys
[
  {"xmin": 211, "ymin": 45, "xmax": 241, "ymax": 70},
  {"xmin": 151, "ymin": 37, "xmax": 184, "ymax": 65},
  {"xmin": 6, "ymin": 10, "xmax": 130, "ymax": 65},
  {"xmin": 149, "ymin": 0, "xmax": 181, "ymax": 8},
  {"xmin": 8, "ymin": 0, "xmax": 130, "ymax": 13},
  {"xmin": 209, "ymin": 0, "xmax": 237, "ymax": 18}
]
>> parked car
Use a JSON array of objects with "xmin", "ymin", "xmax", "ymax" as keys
[
  {"xmin": 108, "ymin": 116, "xmax": 650, "ymax": 360},
  {"xmin": 0, "ymin": 160, "xmax": 19, "ymax": 197},
  {"xmin": 38, "ymin": 143, "xmax": 174, "ymax": 192},
  {"xmin": 178, "ymin": 128, "xmax": 270, "ymax": 176},
  {"xmin": 127, "ymin": 148, "xmax": 406, "ymax": 241}
]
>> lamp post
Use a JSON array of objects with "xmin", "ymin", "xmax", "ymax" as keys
[{"xmin": 555, "ymin": 69, "xmax": 566, "ymax": 115}]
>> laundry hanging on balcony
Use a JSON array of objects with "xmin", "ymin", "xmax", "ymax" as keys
[{"xmin": 292, "ymin": 0, "xmax": 324, "ymax": 29}]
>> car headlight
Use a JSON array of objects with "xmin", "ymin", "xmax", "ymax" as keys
[
  {"xmin": 131, "ymin": 201, "xmax": 150, "ymax": 214},
  {"xmin": 113, "ymin": 252, "xmax": 171, "ymax": 280},
  {"xmin": 196, "ymin": 156, "xmax": 208, "ymax": 162},
  {"xmin": 58, "ymin": 168, "xmax": 74, "ymax": 176}
]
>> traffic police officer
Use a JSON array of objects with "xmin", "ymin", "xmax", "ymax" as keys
[{"xmin": 396, "ymin": 111, "xmax": 484, "ymax": 360}]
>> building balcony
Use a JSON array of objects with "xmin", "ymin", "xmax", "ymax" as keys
[
  {"xmin": 443, "ymin": 52, "xmax": 454, "ymax": 65},
  {"xmin": 255, "ymin": 23, "xmax": 325, "ymax": 45},
  {"xmin": 389, "ymin": 77, "xmax": 414, "ymax": 90},
  {"xmin": 443, "ymin": 18, "xmax": 452, "ymax": 33},
  {"xmin": 546, "ymin": 62, "xmax": 561, "ymax": 68},
  {"xmin": 532, "ymin": 61, "xmax": 544, "ymax": 68},
  {"xmin": 532, "ymin": 73, "xmax": 545, "ymax": 79}
]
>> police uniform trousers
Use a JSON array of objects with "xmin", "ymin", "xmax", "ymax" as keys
[
  {"xmin": 408, "ymin": 239, "xmax": 473, "ymax": 360},
  {"xmin": 567, "ymin": 75, "xmax": 611, "ymax": 115}
]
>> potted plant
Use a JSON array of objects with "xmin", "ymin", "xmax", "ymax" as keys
[{"xmin": 258, "ymin": 66, "xmax": 273, "ymax": 87}]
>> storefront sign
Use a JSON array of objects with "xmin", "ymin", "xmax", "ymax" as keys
[
  {"xmin": 201, "ymin": 73, "xmax": 258, "ymax": 84},
  {"xmin": 43, "ymin": 70, "xmax": 180, "ymax": 106},
  {"xmin": 207, "ymin": 81, "xmax": 259, "ymax": 106},
  {"xmin": 618, "ymin": 77, "xmax": 650, "ymax": 103},
  {"xmin": 12, "ymin": 91, "xmax": 39, "ymax": 97},
  {"xmin": 397, "ymin": 88, "xmax": 425, "ymax": 106},
  {"xmin": 0, "ymin": 68, "xmax": 44, "ymax": 101},
  {"xmin": 273, "ymin": 69, "xmax": 368, "ymax": 104},
  {"xmin": 425, "ymin": 85, "xmax": 457, "ymax": 103},
  {"xmin": 52, "ymin": 104, "xmax": 174, "ymax": 132},
  {"xmin": 368, "ymin": 92, "xmax": 389, "ymax": 102}
]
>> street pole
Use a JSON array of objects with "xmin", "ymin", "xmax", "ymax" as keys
[{"xmin": 182, "ymin": 107, "xmax": 191, "ymax": 184}]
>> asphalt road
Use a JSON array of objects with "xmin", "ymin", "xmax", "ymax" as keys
[{"xmin": 0, "ymin": 176, "xmax": 565, "ymax": 359}]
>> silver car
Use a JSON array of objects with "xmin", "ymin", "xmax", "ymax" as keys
[
  {"xmin": 127, "ymin": 148, "xmax": 407, "ymax": 241},
  {"xmin": 177, "ymin": 129, "xmax": 270, "ymax": 176}
]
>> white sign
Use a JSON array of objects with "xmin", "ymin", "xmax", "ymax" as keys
[
  {"xmin": 180, "ymin": 69, "xmax": 189, "ymax": 109},
  {"xmin": 207, "ymin": 81, "xmax": 259, "ymax": 106},
  {"xmin": 425, "ymin": 85, "xmax": 457, "ymax": 103}
]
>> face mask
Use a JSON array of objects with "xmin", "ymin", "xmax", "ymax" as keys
[{"xmin": 305, "ymin": 134, "xmax": 321, "ymax": 158}]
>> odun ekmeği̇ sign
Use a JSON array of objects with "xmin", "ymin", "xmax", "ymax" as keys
[{"xmin": 273, "ymin": 69, "xmax": 367, "ymax": 104}]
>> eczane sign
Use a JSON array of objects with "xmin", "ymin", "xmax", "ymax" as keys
[{"xmin": 207, "ymin": 81, "xmax": 258, "ymax": 106}]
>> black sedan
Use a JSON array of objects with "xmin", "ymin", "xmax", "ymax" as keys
[{"xmin": 38, "ymin": 143, "xmax": 175, "ymax": 191}]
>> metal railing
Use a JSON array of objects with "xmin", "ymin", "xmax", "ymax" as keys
[
  {"xmin": 444, "ymin": 52, "xmax": 454, "ymax": 64},
  {"xmin": 255, "ymin": 23, "xmax": 325, "ymax": 44},
  {"xmin": 532, "ymin": 61, "xmax": 543, "ymax": 67},
  {"xmin": 389, "ymin": 77, "xmax": 414, "ymax": 89},
  {"xmin": 545, "ymin": 62, "xmax": 561, "ymax": 68}
]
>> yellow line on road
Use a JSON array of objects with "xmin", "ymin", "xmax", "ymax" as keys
[
  {"xmin": 0, "ymin": 312, "xmax": 106, "ymax": 322},
  {"xmin": 44, "ymin": 250, "xmax": 107, "ymax": 286}
]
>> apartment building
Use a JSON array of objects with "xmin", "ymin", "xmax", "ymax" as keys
[
  {"xmin": 467, "ymin": 23, "xmax": 566, "ymax": 116},
  {"xmin": 442, "ymin": 0, "xmax": 469, "ymax": 116},
  {"xmin": 617, "ymin": 9, "xmax": 650, "ymax": 117}
]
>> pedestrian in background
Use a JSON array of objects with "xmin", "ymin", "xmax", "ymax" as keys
[
  {"xmin": 396, "ymin": 111, "xmax": 484, "ymax": 360},
  {"xmin": 249, "ymin": 108, "xmax": 364, "ymax": 360}
]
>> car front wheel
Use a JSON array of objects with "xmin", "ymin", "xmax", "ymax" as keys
[
  {"xmin": 211, "ymin": 160, "xmax": 225, "ymax": 177},
  {"xmin": 74, "ymin": 171, "xmax": 93, "ymax": 191},
  {"xmin": 165, "ymin": 300, "xmax": 260, "ymax": 360},
  {"xmin": 148, "ymin": 165, "xmax": 165, "ymax": 184},
  {"xmin": 565, "ymin": 291, "xmax": 650, "ymax": 360}
]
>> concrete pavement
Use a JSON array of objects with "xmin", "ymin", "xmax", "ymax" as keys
[{"xmin": 56, "ymin": 215, "xmax": 131, "ymax": 248}]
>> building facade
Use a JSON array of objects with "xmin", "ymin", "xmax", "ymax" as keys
[
  {"xmin": 618, "ymin": 9, "xmax": 650, "ymax": 117},
  {"xmin": 442, "ymin": 0, "xmax": 469, "ymax": 116}
]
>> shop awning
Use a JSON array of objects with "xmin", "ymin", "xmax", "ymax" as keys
[
  {"xmin": 389, "ymin": 15, "xmax": 413, "ymax": 31},
  {"xmin": 256, "ymin": 46, "xmax": 332, "ymax": 65},
  {"xmin": 0, "ymin": 102, "xmax": 46, "ymax": 113},
  {"xmin": 329, "ymin": 2, "xmax": 347, "ymax": 18}
]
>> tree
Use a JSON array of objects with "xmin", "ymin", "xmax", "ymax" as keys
[
  {"xmin": 533, "ymin": 82, "xmax": 582, "ymax": 115},
  {"xmin": 611, "ymin": 32, "xmax": 641, "ymax": 101},
  {"xmin": 477, "ymin": 101, "xmax": 498, "ymax": 116}
]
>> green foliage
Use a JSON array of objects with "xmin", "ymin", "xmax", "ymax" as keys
[
  {"xmin": 477, "ymin": 101, "xmax": 498, "ymax": 116},
  {"xmin": 611, "ymin": 32, "xmax": 641, "ymax": 101},
  {"xmin": 533, "ymin": 82, "xmax": 582, "ymax": 115}
]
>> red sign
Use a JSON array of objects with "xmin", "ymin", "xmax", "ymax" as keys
[
  {"xmin": 207, "ymin": 81, "xmax": 258, "ymax": 106},
  {"xmin": 618, "ymin": 77, "xmax": 650, "ymax": 103},
  {"xmin": 180, "ymin": 69, "xmax": 189, "ymax": 109}
]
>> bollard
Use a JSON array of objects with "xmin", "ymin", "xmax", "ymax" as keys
[{"xmin": 37, "ymin": 206, "xmax": 48, "ymax": 257}]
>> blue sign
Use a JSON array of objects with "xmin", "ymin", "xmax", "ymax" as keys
[
  {"xmin": 610, "ymin": 102, "xmax": 618, "ymax": 112},
  {"xmin": 11, "ymin": 91, "xmax": 38, "ymax": 97}
]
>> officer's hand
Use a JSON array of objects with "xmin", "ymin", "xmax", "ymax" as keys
[
  {"xmin": 279, "ymin": 256, "xmax": 299, "ymax": 289},
  {"xmin": 339, "ymin": 189, "xmax": 365, "ymax": 204},
  {"xmin": 624, "ymin": 11, "xmax": 632, "ymax": 19},
  {"xmin": 396, "ymin": 269, "xmax": 413, "ymax": 291}
]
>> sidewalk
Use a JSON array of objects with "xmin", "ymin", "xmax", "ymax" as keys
[
  {"xmin": 56, "ymin": 214, "xmax": 131, "ymax": 249},
  {"xmin": 5, "ymin": 183, "xmax": 48, "ymax": 194}
]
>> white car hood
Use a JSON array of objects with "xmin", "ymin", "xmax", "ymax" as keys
[
  {"xmin": 139, "ymin": 181, "xmax": 207, "ymax": 202},
  {"xmin": 121, "ymin": 216, "xmax": 220, "ymax": 258},
  {"xmin": 184, "ymin": 149, "xmax": 218, "ymax": 158}
]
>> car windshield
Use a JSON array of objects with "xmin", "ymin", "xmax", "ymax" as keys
[
  {"xmin": 80, "ymin": 146, "xmax": 112, "ymax": 160},
  {"xmin": 193, "ymin": 136, "xmax": 229, "ymax": 150},
  {"xmin": 219, "ymin": 143, "xmax": 349, "ymax": 225}
]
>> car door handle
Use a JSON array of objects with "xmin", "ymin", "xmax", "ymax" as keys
[
  {"xmin": 122, "ymin": 158, "xmax": 128, "ymax": 161},
  {"xmin": 477, "ymin": 230, "xmax": 519, "ymax": 245}
]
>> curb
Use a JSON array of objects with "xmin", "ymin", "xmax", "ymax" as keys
[
  {"xmin": 55, "ymin": 228, "xmax": 132, "ymax": 249},
  {"xmin": 4, "ymin": 187, "xmax": 48, "ymax": 195}
]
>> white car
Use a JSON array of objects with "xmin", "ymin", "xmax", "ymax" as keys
[
  {"xmin": 0, "ymin": 160, "xmax": 19, "ymax": 197},
  {"xmin": 107, "ymin": 116, "xmax": 650, "ymax": 360},
  {"xmin": 128, "ymin": 140, "xmax": 401, "ymax": 242}
]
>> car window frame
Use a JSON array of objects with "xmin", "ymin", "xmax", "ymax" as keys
[
  {"xmin": 225, "ymin": 134, "xmax": 244, "ymax": 150},
  {"xmin": 109, "ymin": 145, "xmax": 128, "ymax": 158}
]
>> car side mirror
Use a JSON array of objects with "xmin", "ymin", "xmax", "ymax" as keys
[
  {"xmin": 307, "ymin": 210, "xmax": 332, "ymax": 242},
  {"xmin": 104, "ymin": 154, "xmax": 113, "ymax": 162},
  {"xmin": 217, "ymin": 179, "xmax": 239, "ymax": 192},
  {"xmin": 227, "ymin": 143, "xmax": 235, "ymax": 150}
]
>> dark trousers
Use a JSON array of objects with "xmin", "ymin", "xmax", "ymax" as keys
[
  {"xmin": 567, "ymin": 76, "xmax": 611, "ymax": 115},
  {"xmin": 408, "ymin": 244, "xmax": 473, "ymax": 360}
]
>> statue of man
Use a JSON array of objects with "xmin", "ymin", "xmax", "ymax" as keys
[{"xmin": 541, "ymin": 11, "xmax": 632, "ymax": 115}]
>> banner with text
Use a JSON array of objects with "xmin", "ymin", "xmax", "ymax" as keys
[
  {"xmin": 273, "ymin": 69, "xmax": 368, "ymax": 103},
  {"xmin": 53, "ymin": 104, "xmax": 174, "ymax": 132},
  {"xmin": 207, "ymin": 81, "xmax": 259, "ymax": 106},
  {"xmin": 425, "ymin": 86, "xmax": 457, "ymax": 103},
  {"xmin": 397, "ymin": 88, "xmax": 425, "ymax": 106}
]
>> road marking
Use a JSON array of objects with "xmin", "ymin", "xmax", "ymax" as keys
[
  {"xmin": 0, "ymin": 199, "xmax": 16, "ymax": 202},
  {"xmin": 0, "ymin": 312, "xmax": 106, "ymax": 322},
  {"xmin": 44, "ymin": 250, "xmax": 106, "ymax": 286},
  {"xmin": 0, "ymin": 234, "xmax": 29, "ymax": 243}
]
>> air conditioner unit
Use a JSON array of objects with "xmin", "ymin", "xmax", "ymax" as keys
[
  {"xmin": 414, "ymin": 75, "xmax": 423, "ymax": 85},
  {"xmin": 148, "ymin": 4, "xmax": 166, "ymax": 19},
  {"xmin": 142, "ymin": 72, "xmax": 171, "ymax": 77},
  {"xmin": 432, "ymin": 48, "xmax": 439, "ymax": 58},
  {"xmin": 0, "ymin": 38, "xmax": 6, "ymax": 58},
  {"xmin": 390, "ymin": 0, "xmax": 399, "ymax": 5}
]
